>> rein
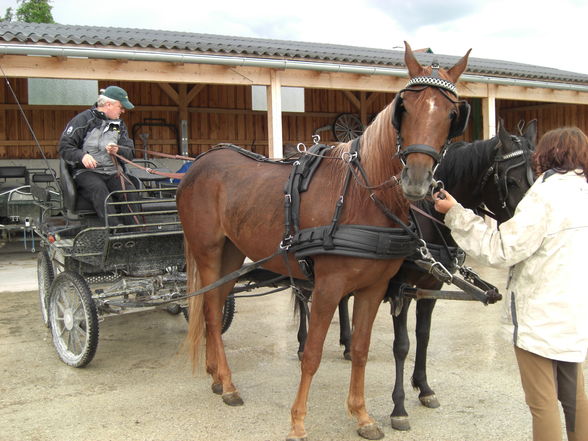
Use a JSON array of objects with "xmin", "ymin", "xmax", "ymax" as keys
[
  {"xmin": 126, "ymin": 146, "xmax": 198, "ymax": 161},
  {"xmin": 112, "ymin": 152, "xmax": 186, "ymax": 180},
  {"xmin": 111, "ymin": 153, "xmax": 143, "ymax": 225}
]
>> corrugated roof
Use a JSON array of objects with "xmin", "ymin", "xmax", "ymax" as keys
[{"xmin": 2, "ymin": 21, "xmax": 588, "ymax": 84}]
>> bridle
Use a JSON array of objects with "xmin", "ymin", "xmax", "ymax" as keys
[
  {"xmin": 392, "ymin": 70, "xmax": 471, "ymax": 168},
  {"xmin": 478, "ymin": 135, "xmax": 535, "ymax": 219}
]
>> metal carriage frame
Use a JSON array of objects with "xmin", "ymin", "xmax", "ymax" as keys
[{"xmin": 34, "ymin": 181, "xmax": 195, "ymax": 367}]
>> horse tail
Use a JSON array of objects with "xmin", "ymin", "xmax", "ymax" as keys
[{"xmin": 183, "ymin": 238, "xmax": 205, "ymax": 371}]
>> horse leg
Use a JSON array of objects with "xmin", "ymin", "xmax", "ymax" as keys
[
  {"xmin": 390, "ymin": 295, "xmax": 413, "ymax": 431},
  {"xmin": 338, "ymin": 294, "xmax": 352, "ymax": 360},
  {"xmin": 200, "ymin": 240, "xmax": 245, "ymax": 406},
  {"xmin": 347, "ymin": 285, "xmax": 388, "ymax": 440},
  {"xmin": 412, "ymin": 298, "xmax": 440, "ymax": 408},
  {"xmin": 295, "ymin": 290, "xmax": 309, "ymax": 361},
  {"xmin": 287, "ymin": 285, "xmax": 341, "ymax": 441}
]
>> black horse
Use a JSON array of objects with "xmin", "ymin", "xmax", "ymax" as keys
[{"xmin": 294, "ymin": 118, "xmax": 537, "ymax": 430}]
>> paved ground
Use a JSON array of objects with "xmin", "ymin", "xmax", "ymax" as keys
[{"xmin": 0, "ymin": 240, "xmax": 585, "ymax": 441}]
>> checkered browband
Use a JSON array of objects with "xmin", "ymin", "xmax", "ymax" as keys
[{"xmin": 406, "ymin": 76, "xmax": 458, "ymax": 95}]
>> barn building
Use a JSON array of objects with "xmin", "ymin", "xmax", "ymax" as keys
[{"xmin": 1, "ymin": 21, "xmax": 587, "ymax": 166}]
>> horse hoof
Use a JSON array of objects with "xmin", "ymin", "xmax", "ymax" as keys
[
  {"xmin": 390, "ymin": 415, "xmax": 411, "ymax": 431},
  {"xmin": 222, "ymin": 391, "xmax": 244, "ymax": 406},
  {"xmin": 297, "ymin": 351, "xmax": 304, "ymax": 361},
  {"xmin": 357, "ymin": 423, "xmax": 384, "ymax": 440},
  {"xmin": 419, "ymin": 393, "xmax": 440, "ymax": 408},
  {"xmin": 211, "ymin": 383, "xmax": 222, "ymax": 395},
  {"xmin": 343, "ymin": 351, "xmax": 352, "ymax": 361}
]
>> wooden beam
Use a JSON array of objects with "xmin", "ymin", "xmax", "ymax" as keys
[
  {"xmin": 359, "ymin": 92, "xmax": 368, "ymax": 126},
  {"xmin": 2, "ymin": 54, "xmax": 588, "ymax": 103},
  {"xmin": 158, "ymin": 83, "xmax": 180, "ymax": 105},
  {"xmin": 0, "ymin": 55, "xmax": 271, "ymax": 86},
  {"xmin": 365, "ymin": 91, "xmax": 380, "ymax": 107},
  {"xmin": 343, "ymin": 91, "xmax": 360, "ymax": 110},
  {"xmin": 0, "ymin": 103, "xmax": 340, "ymax": 119},
  {"xmin": 186, "ymin": 84, "xmax": 206, "ymax": 105}
]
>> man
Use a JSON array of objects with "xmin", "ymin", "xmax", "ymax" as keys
[{"xmin": 59, "ymin": 85, "xmax": 139, "ymax": 225}]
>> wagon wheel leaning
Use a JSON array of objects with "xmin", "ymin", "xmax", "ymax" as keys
[
  {"xmin": 182, "ymin": 295, "xmax": 235, "ymax": 334},
  {"xmin": 332, "ymin": 113, "xmax": 364, "ymax": 142},
  {"xmin": 37, "ymin": 248, "xmax": 54, "ymax": 327},
  {"xmin": 48, "ymin": 271, "xmax": 99, "ymax": 368}
]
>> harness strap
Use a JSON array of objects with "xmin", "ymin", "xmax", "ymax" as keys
[
  {"xmin": 155, "ymin": 249, "xmax": 286, "ymax": 304},
  {"xmin": 282, "ymin": 143, "xmax": 333, "ymax": 243},
  {"xmin": 291, "ymin": 224, "xmax": 420, "ymax": 260},
  {"xmin": 113, "ymin": 152, "xmax": 185, "ymax": 180},
  {"xmin": 323, "ymin": 138, "xmax": 360, "ymax": 249}
]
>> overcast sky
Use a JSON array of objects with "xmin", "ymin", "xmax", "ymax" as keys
[{"xmin": 2, "ymin": 0, "xmax": 587, "ymax": 75}]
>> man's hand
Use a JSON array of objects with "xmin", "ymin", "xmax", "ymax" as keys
[
  {"xmin": 433, "ymin": 190, "xmax": 458, "ymax": 214},
  {"xmin": 82, "ymin": 153, "xmax": 98, "ymax": 169},
  {"xmin": 105, "ymin": 143, "xmax": 119, "ymax": 154}
]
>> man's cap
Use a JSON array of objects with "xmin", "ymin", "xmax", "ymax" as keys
[{"xmin": 102, "ymin": 86, "xmax": 134, "ymax": 110}]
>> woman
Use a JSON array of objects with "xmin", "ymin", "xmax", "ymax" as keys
[{"xmin": 434, "ymin": 126, "xmax": 588, "ymax": 441}]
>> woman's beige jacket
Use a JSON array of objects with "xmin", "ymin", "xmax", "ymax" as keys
[{"xmin": 445, "ymin": 170, "xmax": 588, "ymax": 362}]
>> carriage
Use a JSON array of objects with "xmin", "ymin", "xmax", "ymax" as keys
[{"xmin": 31, "ymin": 157, "xmax": 192, "ymax": 367}]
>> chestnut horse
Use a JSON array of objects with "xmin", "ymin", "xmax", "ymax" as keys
[{"xmin": 176, "ymin": 42, "xmax": 471, "ymax": 440}]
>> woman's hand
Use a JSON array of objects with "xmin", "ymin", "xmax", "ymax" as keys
[{"xmin": 433, "ymin": 190, "xmax": 458, "ymax": 214}]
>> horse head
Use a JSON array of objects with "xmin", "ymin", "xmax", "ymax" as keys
[
  {"xmin": 483, "ymin": 118, "xmax": 537, "ymax": 224},
  {"xmin": 394, "ymin": 41, "xmax": 471, "ymax": 200}
]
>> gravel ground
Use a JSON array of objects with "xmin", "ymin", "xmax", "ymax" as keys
[{"xmin": 0, "ymin": 244, "xmax": 585, "ymax": 441}]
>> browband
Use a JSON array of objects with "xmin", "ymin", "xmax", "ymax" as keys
[{"xmin": 406, "ymin": 76, "xmax": 458, "ymax": 96}]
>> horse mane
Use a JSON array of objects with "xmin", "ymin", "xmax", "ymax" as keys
[
  {"xmin": 324, "ymin": 103, "xmax": 406, "ymax": 221},
  {"xmin": 437, "ymin": 137, "xmax": 498, "ymax": 189}
]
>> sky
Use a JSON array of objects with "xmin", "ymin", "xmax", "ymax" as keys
[{"xmin": 2, "ymin": 0, "xmax": 587, "ymax": 75}]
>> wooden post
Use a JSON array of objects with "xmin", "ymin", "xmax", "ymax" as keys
[
  {"xmin": 178, "ymin": 83, "xmax": 189, "ymax": 156},
  {"xmin": 482, "ymin": 84, "xmax": 497, "ymax": 138},
  {"xmin": 267, "ymin": 70, "xmax": 283, "ymax": 159}
]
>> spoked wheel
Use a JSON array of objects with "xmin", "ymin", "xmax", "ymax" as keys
[
  {"xmin": 182, "ymin": 295, "xmax": 235, "ymax": 334},
  {"xmin": 221, "ymin": 295, "xmax": 235, "ymax": 334},
  {"xmin": 48, "ymin": 271, "xmax": 99, "ymax": 368},
  {"xmin": 332, "ymin": 113, "xmax": 364, "ymax": 142},
  {"xmin": 37, "ymin": 248, "xmax": 55, "ymax": 327}
]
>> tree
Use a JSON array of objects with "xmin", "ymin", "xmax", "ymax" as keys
[
  {"xmin": 3, "ymin": 0, "xmax": 55, "ymax": 23},
  {"xmin": 3, "ymin": 7, "xmax": 14, "ymax": 21}
]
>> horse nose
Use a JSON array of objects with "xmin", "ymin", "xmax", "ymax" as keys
[{"xmin": 401, "ymin": 165, "xmax": 434, "ymax": 201}]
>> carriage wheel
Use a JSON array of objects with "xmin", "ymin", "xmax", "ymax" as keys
[
  {"xmin": 221, "ymin": 295, "xmax": 235, "ymax": 334},
  {"xmin": 182, "ymin": 295, "xmax": 235, "ymax": 334},
  {"xmin": 48, "ymin": 271, "xmax": 99, "ymax": 368},
  {"xmin": 37, "ymin": 249, "xmax": 55, "ymax": 327},
  {"xmin": 332, "ymin": 113, "xmax": 364, "ymax": 142}
]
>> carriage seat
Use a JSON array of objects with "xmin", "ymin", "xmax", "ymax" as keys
[
  {"xmin": 59, "ymin": 158, "xmax": 96, "ymax": 215},
  {"xmin": 59, "ymin": 158, "xmax": 145, "ymax": 218},
  {"xmin": 0, "ymin": 166, "xmax": 30, "ymax": 192}
]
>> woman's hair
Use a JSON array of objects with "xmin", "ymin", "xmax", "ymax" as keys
[{"xmin": 533, "ymin": 126, "xmax": 588, "ymax": 181}]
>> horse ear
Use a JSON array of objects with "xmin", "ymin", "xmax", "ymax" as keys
[
  {"xmin": 497, "ymin": 117, "xmax": 507, "ymax": 139},
  {"xmin": 523, "ymin": 119, "xmax": 538, "ymax": 147},
  {"xmin": 404, "ymin": 41, "xmax": 426, "ymax": 77},
  {"xmin": 446, "ymin": 49, "xmax": 472, "ymax": 83},
  {"xmin": 497, "ymin": 118, "xmax": 510, "ymax": 152}
]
